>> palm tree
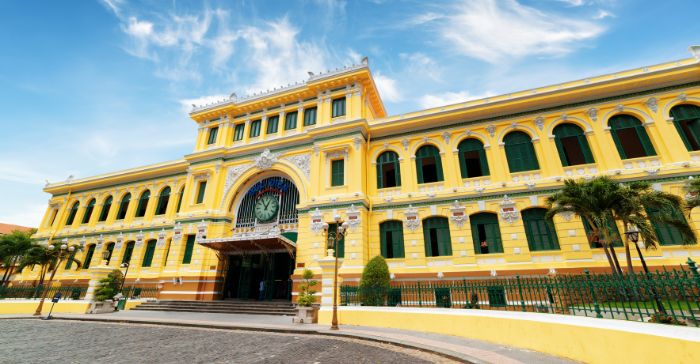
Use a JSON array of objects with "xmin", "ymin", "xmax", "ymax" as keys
[
  {"xmin": 0, "ymin": 229, "xmax": 34, "ymax": 286},
  {"xmin": 547, "ymin": 177, "xmax": 625, "ymax": 274},
  {"xmin": 17, "ymin": 243, "xmax": 83, "ymax": 295},
  {"xmin": 685, "ymin": 177, "xmax": 700, "ymax": 212}
]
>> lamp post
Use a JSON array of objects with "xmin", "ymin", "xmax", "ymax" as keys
[
  {"xmin": 119, "ymin": 262, "xmax": 130, "ymax": 294},
  {"xmin": 322, "ymin": 215, "xmax": 349, "ymax": 331},
  {"xmin": 625, "ymin": 225, "xmax": 666, "ymax": 315},
  {"xmin": 102, "ymin": 249, "xmax": 111, "ymax": 265},
  {"xmin": 34, "ymin": 243, "xmax": 74, "ymax": 316}
]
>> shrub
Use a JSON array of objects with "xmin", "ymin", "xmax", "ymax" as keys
[
  {"xmin": 649, "ymin": 312, "xmax": 687, "ymax": 326},
  {"xmin": 359, "ymin": 255, "xmax": 391, "ymax": 306},
  {"xmin": 465, "ymin": 292, "xmax": 480, "ymax": 309},
  {"xmin": 94, "ymin": 269, "xmax": 123, "ymax": 301},
  {"xmin": 296, "ymin": 269, "xmax": 317, "ymax": 307}
]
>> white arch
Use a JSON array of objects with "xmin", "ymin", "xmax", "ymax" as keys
[
  {"xmin": 370, "ymin": 145, "xmax": 405, "ymax": 163},
  {"xmin": 455, "ymin": 131, "xmax": 491, "ymax": 149},
  {"xmin": 497, "ymin": 124, "xmax": 539, "ymax": 145},
  {"xmin": 662, "ymin": 95, "xmax": 700, "ymax": 119},
  {"xmin": 546, "ymin": 116, "xmax": 594, "ymax": 137},
  {"xmin": 601, "ymin": 105, "xmax": 655, "ymax": 128}
]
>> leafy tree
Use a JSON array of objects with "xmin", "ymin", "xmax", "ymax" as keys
[
  {"xmin": 296, "ymin": 269, "xmax": 317, "ymax": 307},
  {"xmin": 0, "ymin": 229, "xmax": 34, "ymax": 286},
  {"xmin": 685, "ymin": 177, "xmax": 700, "ymax": 212},
  {"xmin": 359, "ymin": 255, "xmax": 391, "ymax": 306},
  {"xmin": 94, "ymin": 269, "xmax": 124, "ymax": 301},
  {"xmin": 16, "ymin": 243, "xmax": 83, "ymax": 286}
]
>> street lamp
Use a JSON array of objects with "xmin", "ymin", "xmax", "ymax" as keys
[
  {"xmin": 119, "ymin": 262, "xmax": 130, "ymax": 294},
  {"xmin": 102, "ymin": 249, "xmax": 111, "ymax": 265},
  {"xmin": 625, "ymin": 224, "xmax": 666, "ymax": 315},
  {"xmin": 322, "ymin": 215, "xmax": 349, "ymax": 331},
  {"xmin": 34, "ymin": 243, "xmax": 75, "ymax": 316}
]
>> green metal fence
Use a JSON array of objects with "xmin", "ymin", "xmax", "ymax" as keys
[
  {"xmin": 341, "ymin": 258, "xmax": 700, "ymax": 326},
  {"xmin": 120, "ymin": 285, "xmax": 159, "ymax": 299},
  {"xmin": 0, "ymin": 284, "xmax": 88, "ymax": 300}
]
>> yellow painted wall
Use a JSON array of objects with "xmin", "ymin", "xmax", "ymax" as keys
[{"xmin": 0, "ymin": 301, "xmax": 91, "ymax": 315}]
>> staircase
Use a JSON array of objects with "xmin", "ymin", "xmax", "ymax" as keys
[{"xmin": 131, "ymin": 300, "xmax": 296, "ymax": 316}]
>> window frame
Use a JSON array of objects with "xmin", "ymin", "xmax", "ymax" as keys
[
  {"xmin": 457, "ymin": 138, "xmax": 490, "ymax": 178},
  {"xmin": 380, "ymin": 220, "xmax": 405, "ymax": 258},
  {"xmin": 521, "ymin": 208, "xmax": 560, "ymax": 251},
  {"xmin": 233, "ymin": 123, "xmax": 245, "ymax": 141},
  {"xmin": 285, "ymin": 111, "xmax": 298, "ymax": 130},
  {"xmin": 376, "ymin": 151, "xmax": 401, "ymax": 189},
  {"xmin": 134, "ymin": 190, "xmax": 150, "ymax": 218},
  {"xmin": 155, "ymin": 187, "xmax": 171, "ymax": 215},
  {"xmin": 98, "ymin": 196, "xmax": 112, "ymax": 222},
  {"xmin": 303, "ymin": 107, "xmax": 317, "ymax": 126},
  {"xmin": 331, "ymin": 97, "xmax": 346, "ymax": 118},
  {"xmin": 206, "ymin": 126, "xmax": 219, "ymax": 145},
  {"xmin": 470, "ymin": 212, "xmax": 503, "ymax": 254},
  {"xmin": 608, "ymin": 114, "xmax": 657, "ymax": 159},
  {"xmin": 330, "ymin": 159, "xmax": 345, "ymax": 187},
  {"xmin": 195, "ymin": 180, "xmax": 207, "ymax": 204},
  {"xmin": 142, "ymin": 240, "xmax": 157, "ymax": 267},
  {"xmin": 266, "ymin": 115, "xmax": 279, "ymax": 134},
  {"xmin": 503, "ymin": 131, "xmax": 540, "ymax": 173},
  {"xmin": 81, "ymin": 198, "xmax": 96, "ymax": 224},
  {"xmin": 249, "ymin": 119, "xmax": 261, "ymax": 138}
]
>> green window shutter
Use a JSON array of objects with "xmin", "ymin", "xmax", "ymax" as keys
[
  {"xmin": 122, "ymin": 242, "xmax": 134, "ymax": 264},
  {"xmin": 234, "ymin": 124, "xmax": 245, "ymax": 141},
  {"xmin": 249, "ymin": 120, "xmax": 261, "ymax": 137},
  {"xmin": 135, "ymin": 190, "xmax": 150, "ymax": 217},
  {"xmin": 609, "ymin": 115, "xmax": 656, "ymax": 159},
  {"xmin": 376, "ymin": 151, "xmax": 401, "ymax": 189},
  {"xmin": 207, "ymin": 126, "xmax": 219, "ymax": 145},
  {"xmin": 553, "ymin": 135, "xmax": 569, "ymax": 167},
  {"xmin": 635, "ymin": 125, "xmax": 657, "ymax": 156},
  {"xmin": 64, "ymin": 250, "xmax": 77, "ymax": 269},
  {"xmin": 328, "ymin": 224, "xmax": 345, "ymax": 258},
  {"xmin": 380, "ymin": 223, "xmax": 388, "ymax": 258},
  {"xmin": 156, "ymin": 187, "xmax": 171, "ymax": 215},
  {"xmin": 415, "ymin": 145, "xmax": 444, "ymax": 183},
  {"xmin": 376, "ymin": 162, "xmax": 383, "ymax": 189},
  {"xmin": 457, "ymin": 138, "xmax": 489, "ymax": 178},
  {"xmin": 415, "ymin": 156, "xmax": 424, "ymax": 184},
  {"xmin": 582, "ymin": 219, "xmax": 623, "ymax": 248},
  {"xmin": 303, "ymin": 107, "xmax": 317, "ymax": 126},
  {"xmin": 142, "ymin": 240, "xmax": 156, "ymax": 267},
  {"xmin": 522, "ymin": 209, "xmax": 560, "ymax": 251},
  {"xmin": 196, "ymin": 181, "xmax": 207, "ymax": 204},
  {"xmin": 83, "ymin": 245, "xmax": 95, "ymax": 269},
  {"xmin": 331, "ymin": 159, "xmax": 344, "ymax": 186},
  {"xmin": 332, "ymin": 97, "xmax": 346, "ymax": 117},
  {"xmin": 285, "ymin": 111, "xmax": 298, "ymax": 130},
  {"xmin": 646, "ymin": 206, "xmax": 692, "ymax": 246},
  {"xmin": 423, "ymin": 217, "xmax": 451, "ymax": 257},
  {"xmin": 422, "ymin": 220, "xmax": 433, "ymax": 257},
  {"xmin": 380, "ymin": 220, "xmax": 405, "ymax": 259},
  {"xmin": 99, "ymin": 196, "xmax": 112, "ymax": 222},
  {"xmin": 671, "ymin": 105, "xmax": 700, "ymax": 151},
  {"xmin": 610, "ymin": 129, "xmax": 627, "ymax": 159},
  {"xmin": 266, "ymin": 116, "xmax": 279, "ymax": 134},
  {"xmin": 82, "ymin": 199, "xmax": 95, "ymax": 224},
  {"xmin": 105, "ymin": 243, "xmax": 115, "ymax": 265},
  {"xmin": 117, "ymin": 194, "xmax": 130, "ymax": 220},
  {"xmin": 579, "ymin": 135, "xmax": 595, "ymax": 163},
  {"xmin": 182, "ymin": 235, "xmax": 195, "ymax": 264},
  {"xmin": 176, "ymin": 189, "xmax": 184, "ymax": 212},
  {"xmin": 471, "ymin": 213, "xmax": 503, "ymax": 254},
  {"xmin": 66, "ymin": 202, "xmax": 79, "ymax": 225},
  {"xmin": 504, "ymin": 132, "xmax": 539, "ymax": 172},
  {"xmin": 437, "ymin": 225, "xmax": 452, "ymax": 256}
]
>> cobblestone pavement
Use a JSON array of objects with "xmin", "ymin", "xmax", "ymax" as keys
[{"xmin": 0, "ymin": 319, "xmax": 458, "ymax": 364}]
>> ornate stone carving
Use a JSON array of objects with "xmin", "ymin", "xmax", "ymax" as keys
[
  {"xmin": 449, "ymin": 200, "xmax": 467, "ymax": 228},
  {"xmin": 196, "ymin": 220, "xmax": 207, "ymax": 243},
  {"xmin": 345, "ymin": 204, "xmax": 361, "ymax": 230},
  {"xmin": 485, "ymin": 124, "xmax": 496, "ymax": 137},
  {"xmin": 325, "ymin": 148, "xmax": 348, "ymax": 160},
  {"xmin": 172, "ymin": 222, "xmax": 183, "ymax": 242},
  {"xmin": 561, "ymin": 212, "xmax": 574, "ymax": 222},
  {"xmin": 615, "ymin": 104, "xmax": 624, "ymax": 112},
  {"xmin": 499, "ymin": 195, "xmax": 519, "ymax": 224},
  {"xmin": 403, "ymin": 205, "xmax": 420, "ymax": 231},
  {"xmin": 135, "ymin": 231, "xmax": 144, "ymax": 247},
  {"xmin": 679, "ymin": 93, "xmax": 687, "ymax": 101},
  {"xmin": 115, "ymin": 232, "xmax": 124, "ymax": 250},
  {"xmin": 157, "ymin": 229, "xmax": 166, "ymax": 247},
  {"xmin": 353, "ymin": 136, "xmax": 362, "ymax": 150},
  {"xmin": 254, "ymin": 148, "xmax": 279, "ymax": 170},
  {"xmin": 587, "ymin": 108, "xmax": 598, "ymax": 122},
  {"xmin": 309, "ymin": 208, "xmax": 325, "ymax": 233},
  {"xmin": 442, "ymin": 131, "xmax": 451, "ymax": 145},
  {"xmin": 535, "ymin": 116, "xmax": 544, "ymax": 131},
  {"xmin": 646, "ymin": 97, "xmax": 658, "ymax": 113},
  {"xmin": 285, "ymin": 154, "xmax": 311, "ymax": 179},
  {"xmin": 220, "ymin": 163, "xmax": 253, "ymax": 207},
  {"xmin": 401, "ymin": 138, "xmax": 409, "ymax": 151}
]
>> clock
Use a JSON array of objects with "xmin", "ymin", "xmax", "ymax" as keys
[{"xmin": 254, "ymin": 193, "xmax": 279, "ymax": 222}]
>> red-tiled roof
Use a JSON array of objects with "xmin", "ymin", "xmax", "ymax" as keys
[{"xmin": 0, "ymin": 223, "xmax": 34, "ymax": 235}]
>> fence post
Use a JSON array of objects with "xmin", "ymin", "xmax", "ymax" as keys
[
  {"xmin": 688, "ymin": 258, "xmax": 700, "ymax": 291},
  {"xmin": 516, "ymin": 275, "xmax": 526, "ymax": 312},
  {"xmin": 584, "ymin": 270, "xmax": 603, "ymax": 319}
]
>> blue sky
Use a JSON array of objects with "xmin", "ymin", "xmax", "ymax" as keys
[{"xmin": 1, "ymin": 0, "xmax": 700, "ymax": 227}]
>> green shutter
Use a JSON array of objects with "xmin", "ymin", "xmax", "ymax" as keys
[
  {"xmin": 332, "ymin": 97, "xmax": 346, "ymax": 117},
  {"xmin": 135, "ymin": 191, "xmax": 150, "ymax": 217},
  {"xmin": 117, "ymin": 194, "xmax": 130, "ymax": 220},
  {"xmin": 609, "ymin": 115, "xmax": 656, "ymax": 158},
  {"xmin": 142, "ymin": 241, "xmax": 156, "ymax": 267},
  {"xmin": 646, "ymin": 206, "xmax": 692, "ymax": 246},
  {"xmin": 83, "ymin": 245, "xmax": 96, "ymax": 269},
  {"xmin": 422, "ymin": 220, "xmax": 433, "ymax": 257},
  {"xmin": 522, "ymin": 209, "xmax": 560, "ymax": 251},
  {"xmin": 415, "ymin": 145, "xmax": 443, "ymax": 183},
  {"xmin": 122, "ymin": 242, "xmax": 134, "ymax": 264},
  {"xmin": 82, "ymin": 199, "xmax": 95, "ymax": 224},
  {"xmin": 99, "ymin": 196, "xmax": 112, "ymax": 222},
  {"xmin": 328, "ymin": 224, "xmax": 345, "ymax": 258},
  {"xmin": 423, "ymin": 217, "xmax": 451, "ymax": 257},
  {"xmin": 437, "ymin": 224, "xmax": 452, "ymax": 256},
  {"xmin": 376, "ymin": 151, "xmax": 401, "ymax": 189},
  {"xmin": 234, "ymin": 124, "xmax": 245, "ymax": 141},
  {"xmin": 457, "ymin": 138, "xmax": 489, "ymax": 178},
  {"xmin": 65, "ymin": 202, "xmax": 79, "ymax": 225},
  {"xmin": 671, "ymin": 105, "xmax": 700, "ymax": 151},
  {"xmin": 176, "ymin": 189, "xmax": 184, "ymax": 212},
  {"xmin": 471, "ymin": 213, "xmax": 503, "ymax": 254},
  {"xmin": 196, "ymin": 181, "xmax": 207, "ymax": 204},
  {"xmin": 64, "ymin": 250, "xmax": 77, "ymax": 269},
  {"xmin": 285, "ymin": 111, "xmax": 298, "ymax": 130},
  {"xmin": 182, "ymin": 235, "xmax": 195, "ymax": 264},
  {"xmin": 207, "ymin": 127, "xmax": 218, "ymax": 144},
  {"xmin": 380, "ymin": 221, "xmax": 405, "ymax": 259},
  {"xmin": 249, "ymin": 120, "xmax": 261, "ymax": 137},
  {"xmin": 636, "ymin": 125, "xmax": 657, "ymax": 156},
  {"xmin": 504, "ymin": 132, "xmax": 539, "ymax": 172},
  {"xmin": 303, "ymin": 107, "xmax": 317, "ymax": 126},
  {"xmin": 156, "ymin": 187, "xmax": 170, "ymax": 215},
  {"xmin": 266, "ymin": 116, "xmax": 279, "ymax": 134},
  {"xmin": 579, "ymin": 135, "xmax": 595, "ymax": 163},
  {"xmin": 331, "ymin": 159, "xmax": 344, "ymax": 186}
]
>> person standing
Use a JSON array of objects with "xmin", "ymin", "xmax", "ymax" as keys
[{"xmin": 258, "ymin": 280, "xmax": 265, "ymax": 301}]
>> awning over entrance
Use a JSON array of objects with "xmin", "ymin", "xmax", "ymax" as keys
[{"xmin": 198, "ymin": 229, "xmax": 297, "ymax": 258}]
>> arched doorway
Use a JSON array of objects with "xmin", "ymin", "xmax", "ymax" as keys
[{"xmin": 209, "ymin": 176, "xmax": 300, "ymax": 301}]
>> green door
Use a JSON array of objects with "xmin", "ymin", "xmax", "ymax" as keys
[{"xmin": 470, "ymin": 213, "xmax": 503, "ymax": 254}]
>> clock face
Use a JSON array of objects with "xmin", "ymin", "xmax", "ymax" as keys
[{"xmin": 254, "ymin": 193, "xmax": 279, "ymax": 222}]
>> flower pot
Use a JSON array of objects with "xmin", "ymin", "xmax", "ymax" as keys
[{"xmin": 293, "ymin": 305, "xmax": 319, "ymax": 324}]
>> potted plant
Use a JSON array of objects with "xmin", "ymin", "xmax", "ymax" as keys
[
  {"xmin": 89, "ymin": 269, "xmax": 123, "ymax": 314},
  {"xmin": 293, "ymin": 269, "xmax": 318, "ymax": 323}
]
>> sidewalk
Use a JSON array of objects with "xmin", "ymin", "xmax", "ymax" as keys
[{"xmin": 1, "ymin": 310, "xmax": 575, "ymax": 364}]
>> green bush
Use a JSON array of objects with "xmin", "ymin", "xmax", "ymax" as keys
[
  {"xmin": 296, "ymin": 269, "xmax": 317, "ymax": 307},
  {"xmin": 359, "ymin": 255, "xmax": 390, "ymax": 306},
  {"xmin": 94, "ymin": 269, "xmax": 123, "ymax": 301}
]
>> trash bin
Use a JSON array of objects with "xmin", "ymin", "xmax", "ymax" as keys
[{"xmin": 116, "ymin": 297, "xmax": 126, "ymax": 311}]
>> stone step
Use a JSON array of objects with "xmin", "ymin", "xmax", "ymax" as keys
[
  {"xmin": 134, "ymin": 305, "xmax": 295, "ymax": 313},
  {"xmin": 142, "ymin": 303, "xmax": 294, "ymax": 310},
  {"xmin": 131, "ymin": 306, "xmax": 295, "ymax": 316}
]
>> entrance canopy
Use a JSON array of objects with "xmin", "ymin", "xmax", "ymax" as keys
[{"xmin": 198, "ymin": 229, "xmax": 297, "ymax": 258}]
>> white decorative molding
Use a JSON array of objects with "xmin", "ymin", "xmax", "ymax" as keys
[
  {"xmin": 442, "ymin": 131, "xmax": 451, "ymax": 145},
  {"xmin": 285, "ymin": 153, "xmax": 311, "ymax": 179},
  {"xmin": 499, "ymin": 195, "xmax": 519, "ymax": 224},
  {"xmin": 173, "ymin": 222, "xmax": 183, "ymax": 242},
  {"xmin": 561, "ymin": 212, "xmax": 574, "ymax": 222},
  {"xmin": 401, "ymin": 138, "xmax": 409, "ymax": 151},
  {"xmin": 196, "ymin": 220, "xmax": 207, "ymax": 243},
  {"xmin": 157, "ymin": 229, "xmax": 166, "ymax": 247},
  {"xmin": 219, "ymin": 163, "xmax": 253, "ymax": 207},
  {"xmin": 115, "ymin": 232, "xmax": 124, "ymax": 250},
  {"xmin": 646, "ymin": 97, "xmax": 658, "ymax": 113},
  {"xmin": 254, "ymin": 148, "xmax": 279, "ymax": 170},
  {"xmin": 135, "ymin": 231, "xmax": 144, "ymax": 247},
  {"xmin": 345, "ymin": 204, "xmax": 361, "ymax": 230},
  {"xmin": 403, "ymin": 205, "xmax": 420, "ymax": 231},
  {"xmin": 485, "ymin": 124, "xmax": 496, "ymax": 137},
  {"xmin": 353, "ymin": 136, "xmax": 362, "ymax": 150},
  {"xmin": 310, "ymin": 208, "xmax": 325, "ymax": 233},
  {"xmin": 535, "ymin": 116, "xmax": 544, "ymax": 131},
  {"xmin": 325, "ymin": 148, "xmax": 349, "ymax": 160},
  {"xmin": 449, "ymin": 200, "xmax": 467, "ymax": 228}
]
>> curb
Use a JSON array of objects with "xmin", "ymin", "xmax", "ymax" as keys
[{"xmin": 12, "ymin": 316, "xmax": 477, "ymax": 363}]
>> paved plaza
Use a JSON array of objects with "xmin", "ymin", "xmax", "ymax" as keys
[{"xmin": 0, "ymin": 319, "xmax": 453, "ymax": 364}]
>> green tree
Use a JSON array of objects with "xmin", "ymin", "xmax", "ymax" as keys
[
  {"xmin": 16, "ymin": 243, "xmax": 83, "ymax": 286},
  {"xmin": 359, "ymin": 255, "xmax": 391, "ymax": 306},
  {"xmin": 94, "ymin": 269, "xmax": 124, "ymax": 301},
  {"xmin": 296, "ymin": 269, "xmax": 317, "ymax": 307},
  {"xmin": 685, "ymin": 177, "xmax": 700, "ymax": 212},
  {"xmin": 0, "ymin": 229, "xmax": 34, "ymax": 286}
]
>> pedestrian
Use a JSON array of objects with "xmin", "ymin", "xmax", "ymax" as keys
[{"xmin": 258, "ymin": 280, "xmax": 265, "ymax": 301}]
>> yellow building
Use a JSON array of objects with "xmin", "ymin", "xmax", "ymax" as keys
[{"xmin": 21, "ymin": 52, "xmax": 700, "ymax": 301}]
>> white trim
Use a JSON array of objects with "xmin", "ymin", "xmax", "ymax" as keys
[{"xmin": 159, "ymin": 291, "xmax": 222, "ymax": 295}]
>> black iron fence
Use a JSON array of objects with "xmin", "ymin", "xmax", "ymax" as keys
[
  {"xmin": 0, "ymin": 284, "xmax": 88, "ymax": 300},
  {"xmin": 341, "ymin": 258, "xmax": 700, "ymax": 326}
]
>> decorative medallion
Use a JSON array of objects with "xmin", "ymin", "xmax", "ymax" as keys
[
  {"xmin": 345, "ymin": 204, "xmax": 361, "ymax": 230},
  {"xmin": 285, "ymin": 154, "xmax": 311, "ymax": 179},
  {"xmin": 254, "ymin": 149, "xmax": 279, "ymax": 170},
  {"xmin": 646, "ymin": 97, "xmax": 658, "ymax": 113},
  {"xmin": 587, "ymin": 108, "xmax": 598, "ymax": 122},
  {"xmin": 157, "ymin": 229, "xmax": 166, "ymax": 247},
  {"xmin": 172, "ymin": 222, "xmax": 183, "ymax": 242},
  {"xmin": 403, "ymin": 205, "xmax": 420, "ymax": 231},
  {"xmin": 401, "ymin": 138, "xmax": 409, "ymax": 151},
  {"xmin": 442, "ymin": 131, "xmax": 451, "ymax": 145},
  {"xmin": 220, "ymin": 163, "xmax": 253, "ymax": 207},
  {"xmin": 196, "ymin": 220, "xmax": 207, "ymax": 243},
  {"xmin": 449, "ymin": 200, "xmax": 467, "ymax": 228},
  {"xmin": 310, "ymin": 208, "xmax": 325, "ymax": 233},
  {"xmin": 534, "ymin": 117, "xmax": 544, "ymax": 131},
  {"xmin": 136, "ymin": 231, "xmax": 144, "ymax": 247},
  {"xmin": 115, "ymin": 232, "xmax": 124, "ymax": 250},
  {"xmin": 499, "ymin": 195, "xmax": 519, "ymax": 224},
  {"xmin": 485, "ymin": 124, "xmax": 496, "ymax": 137}
]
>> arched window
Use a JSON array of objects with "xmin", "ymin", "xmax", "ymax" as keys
[
  {"xmin": 377, "ymin": 151, "xmax": 401, "ymax": 189},
  {"xmin": 135, "ymin": 190, "xmax": 150, "ymax": 218},
  {"xmin": 105, "ymin": 242, "xmax": 115, "ymax": 265},
  {"xmin": 380, "ymin": 220, "xmax": 405, "ymax": 258},
  {"xmin": 65, "ymin": 202, "xmax": 79, "ymax": 226},
  {"xmin": 116, "ymin": 193, "xmax": 131, "ymax": 220},
  {"xmin": 609, "ymin": 115, "xmax": 656, "ymax": 159},
  {"xmin": 122, "ymin": 241, "xmax": 135, "ymax": 264},
  {"xmin": 582, "ymin": 219, "xmax": 623, "ymax": 248},
  {"xmin": 142, "ymin": 239, "xmax": 157, "ymax": 267},
  {"xmin": 458, "ymin": 138, "xmax": 489, "ymax": 178},
  {"xmin": 504, "ymin": 131, "xmax": 539, "ymax": 173},
  {"xmin": 522, "ymin": 208, "xmax": 560, "ymax": 251},
  {"xmin": 470, "ymin": 212, "xmax": 503, "ymax": 254},
  {"xmin": 98, "ymin": 196, "xmax": 112, "ymax": 222},
  {"xmin": 155, "ymin": 187, "xmax": 171, "ymax": 215},
  {"xmin": 176, "ymin": 187, "xmax": 184, "ymax": 213},
  {"xmin": 646, "ymin": 206, "xmax": 695, "ymax": 246},
  {"xmin": 553, "ymin": 123, "xmax": 595, "ymax": 166},
  {"xmin": 83, "ymin": 244, "xmax": 96, "ymax": 269},
  {"xmin": 81, "ymin": 199, "xmax": 96, "ymax": 224},
  {"xmin": 415, "ymin": 145, "xmax": 443, "ymax": 184},
  {"xmin": 670, "ymin": 104, "xmax": 700, "ymax": 151},
  {"xmin": 422, "ymin": 217, "xmax": 452, "ymax": 257}
]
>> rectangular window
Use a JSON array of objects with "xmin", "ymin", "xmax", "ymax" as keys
[
  {"xmin": 233, "ymin": 124, "xmax": 245, "ymax": 141},
  {"xmin": 331, "ymin": 97, "xmax": 346, "ymax": 118},
  {"xmin": 249, "ymin": 119, "xmax": 261, "ymax": 138},
  {"xmin": 83, "ymin": 245, "xmax": 96, "ymax": 269},
  {"xmin": 328, "ymin": 223, "xmax": 345, "ymax": 258},
  {"xmin": 196, "ymin": 181, "xmax": 207, "ymax": 204},
  {"xmin": 463, "ymin": 151, "xmax": 485, "ymax": 178},
  {"xmin": 331, "ymin": 159, "xmax": 344, "ymax": 186},
  {"xmin": 182, "ymin": 235, "xmax": 195, "ymax": 264},
  {"xmin": 266, "ymin": 115, "xmax": 279, "ymax": 134},
  {"xmin": 285, "ymin": 111, "xmax": 298, "ymax": 130},
  {"xmin": 207, "ymin": 126, "xmax": 219, "ymax": 145},
  {"xmin": 142, "ymin": 241, "xmax": 156, "ymax": 267},
  {"xmin": 122, "ymin": 243, "xmax": 134, "ymax": 264},
  {"xmin": 303, "ymin": 107, "xmax": 317, "ymax": 126},
  {"xmin": 49, "ymin": 208, "xmax": 59, "ymax": 226}
]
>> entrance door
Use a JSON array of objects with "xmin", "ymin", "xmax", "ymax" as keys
[{"xmin": 223, "ymin": 253, "xmax": 294, "ymax": 300}]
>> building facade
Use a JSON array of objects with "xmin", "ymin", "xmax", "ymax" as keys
[{"xmin": 20, "ymin": 53, "xmax": 700, "ymax": 301}]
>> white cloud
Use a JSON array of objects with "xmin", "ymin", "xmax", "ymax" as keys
[
  {"xmin": 0, "ymin": 202, "xmax": 47, "ymax": 228},
  {"xmin": 594, "ymin": 10, "xmax": 615, "ymax": 19},
  {"xmin": 100, "ymin": 0, "xmax": 124, "ymax": 16},
  {"xmin": 558, "ymin": 0, "xmax": 586, "ymax": 6},
  {"xmin": 373, "ymin": 72, "xmax": 402, "ymax": 103},
  {"xmin": 436, "ymin": 0, "xmax": 605, "ymax": 63},
  {"xmin": 0, "ymin": 161, "xmax": 58, "ymax": 185},
  {"xmin": 400, "ymin": 53, "xmax": 442, "ymax": 82},
  {"xmin": 419, "ymin": 90, "xmax": 495, "ymax": 109}
]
